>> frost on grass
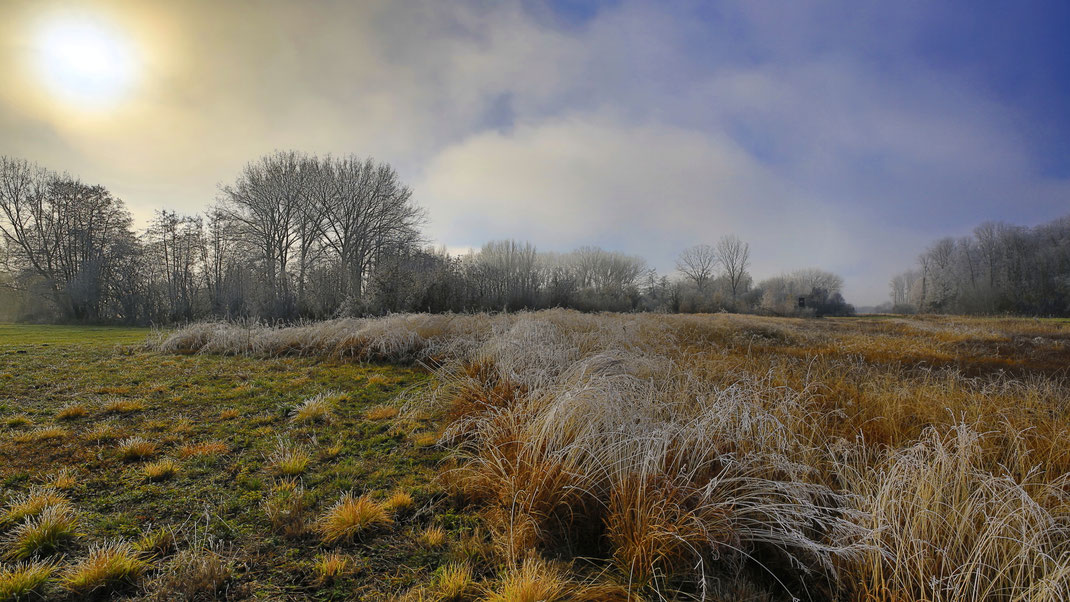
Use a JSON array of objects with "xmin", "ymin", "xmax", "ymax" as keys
[{"xmin": 154, "ymin": 311, "xmax": 1070, "ymax": 598}]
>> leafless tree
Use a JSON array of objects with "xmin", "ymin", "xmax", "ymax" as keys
[
  {"xmin": 716, "ymin": 234, "xmax": 750, "ymax": 301},
  {"xmin": 314, "ymin": 155, "xmax": 424, "ymax": 306},
  {"xmin": 220, "ymin": 151, "xmax": 309, "ymax": 305},
  {"xmin": 0, "ymin": 157, "xmax": 137, "ymax": 320},
  {"xmin": 676, "ymin": 244, "xmax": 717, "ymax": 291}
]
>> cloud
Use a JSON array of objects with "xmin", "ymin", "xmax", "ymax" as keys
[
  {"xmin": 419, "ymin": 115, "xmax": 858, "ymax": 280},
  {"xmin": 0, "ymin": 0, "xmax": 1067, "ymax": 304}
]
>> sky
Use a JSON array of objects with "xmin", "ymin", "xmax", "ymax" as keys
[{"xmin": 1, "ymin": 0, "xmax": 1068, "ymax": 305}]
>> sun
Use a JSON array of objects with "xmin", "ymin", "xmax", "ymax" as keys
[{"xmin": 35, "ymin": 17, "xmax": 136, "ymax": 108}]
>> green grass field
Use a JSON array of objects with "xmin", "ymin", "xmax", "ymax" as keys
[{"xmin": 0, "ymin": 323, "xmax": 462, "ymax": 600}]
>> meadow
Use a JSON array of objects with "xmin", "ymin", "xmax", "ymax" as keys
[{"xmin": 2, "ymin": 312, "xmax": 1070, "ymax": 600}]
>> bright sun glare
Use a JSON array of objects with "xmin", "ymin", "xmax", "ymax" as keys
[{"xmin": 35, "ymin": 18, "xmax": 135, "ymax": 108}]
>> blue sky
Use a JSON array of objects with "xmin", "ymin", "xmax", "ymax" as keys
[{"xmin": 1, "ymin": 0, "xmax": 1068, "ymax": 304}]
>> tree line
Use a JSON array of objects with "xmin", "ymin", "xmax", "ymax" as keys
[
  {"xmin": 886, "ymin": 214, "xmax": 1070, "ymax": 316},
  {"xmin": 0, "ymin": 152, "xmax": 853, "ymax": 323}
]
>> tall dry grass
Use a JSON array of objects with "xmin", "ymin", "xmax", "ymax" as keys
[{"xmin": 153, "ymin": 310, "xmax": 1070, "ymax": 598}]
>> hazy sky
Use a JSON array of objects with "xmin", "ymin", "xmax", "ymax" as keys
[{"xmin": 1, "ymin": 0, "xmax": 1068, "ymax": 305}]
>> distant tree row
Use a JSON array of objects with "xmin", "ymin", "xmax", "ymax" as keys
[
  {"xmin": 887, "ymin": 215, "xmax": 1070, "ymax": 315},
  {"xmin": 0, "ymin": 152, "xmax": 853, "ymax": 323}
]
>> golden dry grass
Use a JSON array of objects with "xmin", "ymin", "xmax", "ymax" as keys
[
  {"xmin": 142, "ymin": 458, "xmax": 180, "ymax": 482},
  {"xmin": 178, "ymin": 440, "xmax": 228, "ymax": 458},
  {"xmin": 267, "ymin": 439, "xmax": 312, "ymax": 476},
  {"xmin": 0, "ymin": 487, "xmax": 69, "ymax": 528},
  {"xmin": 418, "ymin": 525, "xmax": 447, "ymax": 548},
  {"xmin": 133, "ymin": 311, "xmax": 1070, "ymax": 598},
  {"xmin": 262, "ymin": 482, "xmax": 310, "ymax": 537},
  {"xmin": 62, "ymin": 540, "xmax": 147, "ymax": 595},
  {"xmin": 291, "ymin": 392, "xmax": 337, "ymax": 424},
  {"xmin": 365, "ymin": 405, "xmax": 400, "ymax": 421},
  {"xmin": 384, "ymin": 490, "xmax": 414, "ymax": 513},
  {"xmin": 103, "ymin": 399, "xmax": 146, "ymax": 414},
  {"xmin": 116, "ymin": 436, "xmax": 158, "ymax": 461},
  {"xmin": 311, "ymin": 551, "xmax": 350, "ymax": 585},
  {"xmin": 432, "ymin": 561, "xmax": 475, "ymax": 601},
  {"xmin": 55, "ymin": 404, "xmax": 89, "ymax": 421},
  {"xmin": 3, "ymin": 504, "xmax": 79, "ymax": 561},
  {"xmin": 0, "ymin": 560, "xmax": 55, "ymax": 600},
  {"xmin": 317, "ymin": 494, "xmax": 393, "ymax": 544}
]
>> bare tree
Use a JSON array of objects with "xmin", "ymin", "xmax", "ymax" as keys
[
  {"xmin": 0, "ymin": 157, "xmax": 137, "ymax": 320},
  {"xmin": 220, "ymin": 151, "xmax": 310, "ymax": 309},
  {"xmin": 716, "ymin": 234, "xmax": 750, "ymax": 302},
  {"xmin": 676, "ymin": 244, "xmax": 717, "ymax": 291},
  {"xmin": 315, "ymin": 155, "xmax": 424, "ymax": 306}
]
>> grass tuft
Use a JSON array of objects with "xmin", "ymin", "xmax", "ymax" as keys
[
  {"xmin": 262, "ymin": 483, "xmax": 309, "ymax": 537},
  {"xmin": 1, "ymin": 487, "xmax": 69, "ymax": 528},
  {"xmin": 419, "ymin": 525, "xmax": 447, "ymax": 548},
  {"xmin": 268, "ymin": 439, "xmax": 312, "ymax": 476},
  {"xmin": 62, "ymin": 540, "xmax": 147, "ymax": 595},
  {"xmin": 0, "ymin": 560, "xmax": 56, "ymax": 600},
  {"xmin": 432, "ymin": 561, "xmax": 475, "ymax": 601},
  {"xmin": 483, "ymin": 557, "xmax": 574, "ymax": 602},
  {"xmin": 103, "ymin": 399, "xmax": 146, "ymax": 414},
  {"xmin": 142, "ymin": 459, "xmax": 180, "ymax": 482},
  {"xmin": 365, "ymin": 405, "xmax": 400, "ymax": 421},
  {"xmin": 290, "ymin": 392, "xmax": 337, "ymax": 424},
  {"xmin": 4, "ymin": 414, "xmax": 31, "ymax": 428},
  {"xmin": 55, "ymin": 404, "xmax": 89, "ymax": 421},
  {"xmin": 4, "ymin": 504, "xmax": 78, "ymax": 560},
  {"xmin": 84, "ymin": 422, "xmax": 121, "ymax": 443},
  {"xmin": 149, "ymin": 540, "xmax": 231, "ymax": 599},
  {"xmin": 384, "ymin": 490, "xmax": 414, "ymax": 513},
  {"xmin": 116, "ymin": 437, "xmax": 158, "ymax": 461},
  {"xmin": 135, "ymin": 527, "xmax": 177, "ymax": 559},
  {"xmin": 317, "ymin": 494, "xmax": 392, "ymax": 544},
  {"xmin": 178, "ymin": 440, "xmax": 228, "ymax": 459},
  {"xmin": 311, "ymin": 552, "xmax": 350, "ymax": 585},
  {"xmin": 46, "ymin": 468, "xmax": 79, "ymax": 491}
]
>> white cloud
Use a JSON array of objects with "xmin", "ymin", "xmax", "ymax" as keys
[{"xmin": 1, "ymin": 0, "xmax": 1067, "ymax": 305}]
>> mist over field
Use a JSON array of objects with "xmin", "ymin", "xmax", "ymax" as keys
[{"xmin": 1, "ymin": 2, "xmax": 1070, "ymax": 601}]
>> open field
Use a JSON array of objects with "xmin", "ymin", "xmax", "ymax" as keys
[{"xmin": 3, "ymin": 313, "xmax": 1070, "ymax": 600}]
